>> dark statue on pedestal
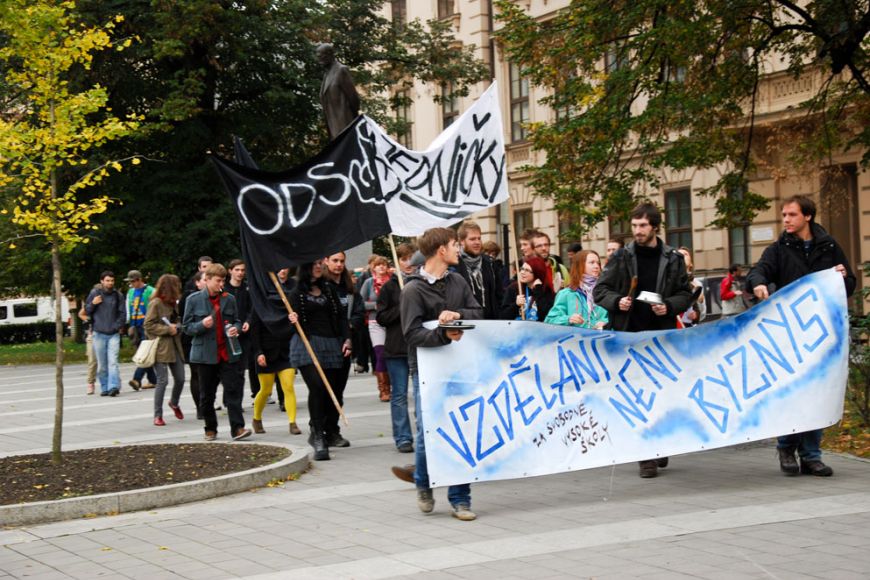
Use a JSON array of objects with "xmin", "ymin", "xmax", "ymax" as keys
[{"xmin": 317, "ymin": 43, "xmax": 360, "ymax": 140}]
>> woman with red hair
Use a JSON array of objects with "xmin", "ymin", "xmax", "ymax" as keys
[
  {"xmin": 499, "ymin": 256, "xmax": 555, "ymax": 321},
  {"xmin": 545, "ymin": 250, "xmax": 609, "ymax": 329}
]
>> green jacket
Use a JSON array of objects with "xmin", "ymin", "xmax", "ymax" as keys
[
  {"xmin": 127, "ymin": 285, "xmax": 154, "ymax": 327},
  {"xmin": 182, "ymin": 289, "xmax": 242, "ymax": 364},
  {"xmin": 545, "ymin": 287, "xmax": 610, "ymax": 329}
]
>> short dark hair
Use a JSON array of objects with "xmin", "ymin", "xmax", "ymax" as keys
[
  {"xmin": 396, "ymin": 243, "xmax": 417, "ymax": 261},
  {"xmin": 100, "ymin": 270, "xmax": 114, "ymax": 281},
  {"xmin": 567, "ymin": 242, "xmax": 583, "ymax": 253},
  {"xmin": 729, "ymin": 263, "xmax": 742, "ymax": 274},
  {"xmin": 197, "ymin": 256, "xmax": 213, "ymax": 267},
  {"xmin": 608, "ymin": 238, "xmax": 625, "ymax": 248},
  {"xmin": 418, "ymin": 227, "xmax": 457, "ymax": 258},
  {"xmin": 782, "ymin": 195, "xmax": 816, "ymax": 223},
  {"xmin": 482, "ymin": 240, "xmax": 501, "ymax": 256},
  {"xmin": 227, "ymin": 259, "xmax": 245, "ymax": 270},
  {"xmin": 630, "ymin": 202, "xmax": 662, "ymax": 229}
]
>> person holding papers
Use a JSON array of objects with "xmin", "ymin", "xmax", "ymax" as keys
[{"xmin": 594, "ymin": 202, "xmax": 692, "ymax": 478}]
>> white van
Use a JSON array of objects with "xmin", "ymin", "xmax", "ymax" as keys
[{"xmin": 0, "ymin": 296, "xmax": 71, "ymax": 326}]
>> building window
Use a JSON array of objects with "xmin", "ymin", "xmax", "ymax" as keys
[
  {"xmin": 509, "ymin": 62, "xmax": 530, "ymax": 142},
  {"xmin": 608, "ymin": 216, "xmax": 631, "ymax": 245},
  {"xmin": 554, "ymin": 70, "xmax": 578, "ymax": 122},
  {"xmin": 729, "ymin": 225, "xmax": 750, "ymax": 266},
  {"xmin": 390, "ymin": 0, "xmax": 406, "ymax": 28},
  {"xmin": 393, "ymin": 90, "xmax": 412, "ymax": 148},
  {"xmin": 442, "ymin": 83, "xmax": 458, "ymax": 129},
  {"xmin": 728, "ymin": 185, "xmax": 750, "ymax": 265},
  {"xmin": 665, "ymin": 187, "xmax": 692, "ymax": 249},
  {"xmin": 438, "ymin": 0, "xmax": 454, "ymax": 19},
  {"xmin": 513, "ymin": 208, "xmax": 533, "ymax": 240},
  {"xmin": 604, "ymin": 43, "xmax": 627, "ymax": 73}
]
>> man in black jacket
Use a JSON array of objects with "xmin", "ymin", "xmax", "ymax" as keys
[
  {"xmin": 454, "ymin": 221, "xmax": 503, "ymax": 320},
  {"xmin": 594, "ymin": 202, "xmax": 693, "ymax": 478},
  {"xmin": 225, "ymin": 259, "xmax": 257, "ymax": 398},
  {"xmin": 376, "ymin": 243, "xmax": 417, "ymax": 453},
  {"xmin": 747, "ymin": 195, "xmax": 855, "ymax": 478}
]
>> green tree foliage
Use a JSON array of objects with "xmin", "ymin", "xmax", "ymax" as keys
[
  {"xmin": 495, "ymin": 0, "xmax": 869, "ymax": 235},
  {"xmin": 55, "ymin": 0, "xmax": 488, "ymax": 291},
  {"xmin": 0, "ymin": 0, "xmax": 141, "ymax": 462}
]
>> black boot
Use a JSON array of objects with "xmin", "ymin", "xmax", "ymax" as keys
[
  {"xmin": 778, "ymin": 447, "xmax": 799, "ymax": 475},
  {"xmin": 310, "ymin": 420, "xmax": 329, "ymax": 461}
]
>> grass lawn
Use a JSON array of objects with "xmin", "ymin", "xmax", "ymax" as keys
[{"xmin": 0, "ymin": 337, "xmax": 135, "ymax": 366}]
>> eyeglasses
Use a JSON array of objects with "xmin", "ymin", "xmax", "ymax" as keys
[{"xmin": 520, "ymin": 267, "xmax": 533, "ymax": 273}]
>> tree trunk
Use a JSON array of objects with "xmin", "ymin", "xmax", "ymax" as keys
[{"xmin": 50, "ymin": 189, "xmax": 65, "ymax": 464}]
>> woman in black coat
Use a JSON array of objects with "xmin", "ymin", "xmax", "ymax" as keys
[
  {"xmin": 288, "ymin": 260, "xmax": 352, "ymax": 460},
  {"xmin": 499, "ymin": 256, "xmax": 555, "ymax": 321}
]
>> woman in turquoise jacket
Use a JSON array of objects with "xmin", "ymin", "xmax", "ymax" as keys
[{"xmin": 545, "ymin": 250, "xmax": 609, "ymax": 329}]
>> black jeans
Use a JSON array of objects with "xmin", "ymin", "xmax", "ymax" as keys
[
  {"xmin": 196, "ymin": 361, "xmax": 245, "ymax": 435},
  {"xmin": 238, "ymin": 334, "xmax": 260, "ymax": 397},
  {"xmin": 299, "ymin": 364, "xmax": 345, "ymax": 427},
  {"xmin": 325, "ymin": 357, "xmax": 351, "ymax": 435}
]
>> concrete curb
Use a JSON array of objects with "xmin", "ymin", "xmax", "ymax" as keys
[{"xmin": 0, "ymin": 441, "xmax": 310, "ymax": 527}]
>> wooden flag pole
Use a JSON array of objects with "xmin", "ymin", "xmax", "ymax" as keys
[
  {"xmin": 268, "ymin": 271, "xmax": 347, "ymax": 426},
  {"xmin": 387, "ymin": 234, "xmax": 404, "ymax": 289},
  {"xmin": 506, "ymin": 198, "xmax": 526, "ymax": 320}
]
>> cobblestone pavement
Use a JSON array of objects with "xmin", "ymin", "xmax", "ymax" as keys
[{"xmin": 1, "ymin": 362, "xmax": 869, "ymax": 579}]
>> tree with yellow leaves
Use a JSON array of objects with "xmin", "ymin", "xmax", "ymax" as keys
[{"xmin": 0, "ymin": 0, "xmax": 142, "ymax": 463}]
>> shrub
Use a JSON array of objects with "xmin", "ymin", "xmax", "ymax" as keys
[{"xmin": 0, "ymin": 322, "xmax": 66, "ymax": 345}]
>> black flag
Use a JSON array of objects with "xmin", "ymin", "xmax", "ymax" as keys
[{"xmin": 217, "ymin": 126, "xmax": 391, "ymax": 331}]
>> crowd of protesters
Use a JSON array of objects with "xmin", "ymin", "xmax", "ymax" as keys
[{"xmin": 78, "ymin": 195, "xmax": 854, "ymax": 521}]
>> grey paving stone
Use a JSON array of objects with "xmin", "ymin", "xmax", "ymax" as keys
[{"xmin": 3, "ymin": 364, "xmax": 870, "ymax": 580}]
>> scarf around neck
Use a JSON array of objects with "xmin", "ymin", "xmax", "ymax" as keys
[
  {"xmin": 461, "ymin": 251, "xmax": 485, "ymax": 307},
  {"xmin": 580, "ymin": 274, "xmax": 598, "ymax": 310}
]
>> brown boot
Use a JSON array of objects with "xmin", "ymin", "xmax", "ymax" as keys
[
  {"xmin": 289, "ymin": 422, "xmax": 301, "ymax": 435},
  {"xmin": 375, "ymin": 371, "xmax": 391, "ymax": 402},
  {"xmin": 252, "ymin": 419, "xmax": 265, "ymax": 434}
]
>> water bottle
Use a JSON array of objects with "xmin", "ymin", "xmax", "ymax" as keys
[{"xmin": 225, "ymin": 323, "xmax": 243, "ymax": 357}]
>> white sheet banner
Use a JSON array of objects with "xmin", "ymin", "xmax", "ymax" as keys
[
  {"xmin": 370, "ymin": 82, "xmax": 509, "ymax": 236},
  {"xmin": 417, "ymin": 269, "xmax": 849, "ymax": 487}
]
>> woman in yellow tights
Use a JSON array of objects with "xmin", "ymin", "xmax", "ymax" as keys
[{"xmin": 250, "ymin": 310, "xmax": 301, "ymax": 435}]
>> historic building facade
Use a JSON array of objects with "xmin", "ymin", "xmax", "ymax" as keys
[{"xmin": 385, "ymin": 0, "xmax": 868, "ymax": 289}]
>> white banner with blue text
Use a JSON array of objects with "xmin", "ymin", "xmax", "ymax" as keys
[{"xmin": 417, "ymin": 269, "xmax": 849, "ymax": 487}]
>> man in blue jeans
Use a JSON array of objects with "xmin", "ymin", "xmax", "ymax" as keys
[
  {"xmin": 125, "ymin": 270, "xmax": 157, "ymax": 390},
  {"xmin": 400, "ymin": 228, "xmax": 481, "ymax": 521},
  {"xmin": 376, "ymin": 243, "xmax": 417, "ymax": 453},
  {"xmin": 85, "ymin": 272, "xmax": 126, "ymax": 396},
  {"xmin": 747, "ymin": 195, "xmax": 855, "ymax": 477}
]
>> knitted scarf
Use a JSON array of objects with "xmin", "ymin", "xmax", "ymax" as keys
[{"xmin": 461, "ymin": 251, "xmax": 485, "ymax": 308}]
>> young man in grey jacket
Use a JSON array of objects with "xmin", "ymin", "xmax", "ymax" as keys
[
  {"xmin": 400, "ymin": 227, "xmax": 482, "ymax": 521},
  {"xmin": 183, "ymin": 263, "xmax": 251, "ymax": 442}
]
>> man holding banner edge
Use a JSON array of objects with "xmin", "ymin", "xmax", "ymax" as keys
[
  {"xmin": 401, "ymin": 227, "xmax": 482, "ymax": 521},
  {"xmin": 747, "ymin": 194, "xmax": 855, "ymax": 477}
]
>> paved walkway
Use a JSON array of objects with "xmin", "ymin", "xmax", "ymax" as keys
[{"xmin": 1, "ymin": 362, "xmax": 869, "ymax": 579}]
